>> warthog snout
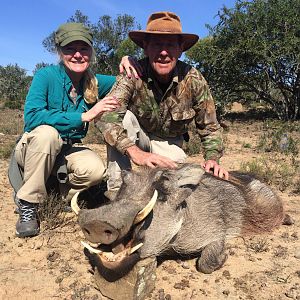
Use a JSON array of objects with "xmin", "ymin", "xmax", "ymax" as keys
[
  {"xmin": 71, "ymin": 192, "xmax": 120, "ymax": 244},
  {"xmin": 80, "ymin": 219, "xmax": 119, "ymax": 245}
]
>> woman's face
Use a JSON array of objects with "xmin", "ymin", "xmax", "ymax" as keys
[{"xmin": 60, "ymin": 41, "xmax": 93, "ymax": 75}]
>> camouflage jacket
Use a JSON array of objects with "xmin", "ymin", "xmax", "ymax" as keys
[{"xmin": 97, "ymin": 58, "xmax": 224, "ymax": 161}]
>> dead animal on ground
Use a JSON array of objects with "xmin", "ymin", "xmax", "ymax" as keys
[{"xmin": 72, "ymin": 163, "xmax": 285, "ymax": 275}]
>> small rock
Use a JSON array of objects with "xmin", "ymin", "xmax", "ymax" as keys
[
  {"xmin": 248, "ymin": 255, "xmax": 256, "ymax": 262},
  {"xmin": 174, "ymin": 283, "xmax": 182, "ymax": 290},
  {"xmin": 223, "ymin": 290, "xmax": 230, "ymax": 296},
  {"xmin": 285, "ymin": 287, "xmax": 298, "ymax": 299},
  {"xmin": 17, "ymin": 243, "xmax": 23, "ymax": 247},
  {"xmin": 229, "ymin": 249, "xmax": 235, "ymax": 256},
  {"xmin": 55, "ymin": 276, "xmax": 63, "ymax": 284},
  {"xmin": 281, "ymin": 232, "xmax": 289, "ymax": 239},
  {"xmin": 282, "ymin": 214, "xmax": 295, "ymax": 226},
  {"xmin": 174, "ymin": 279, "xmax": 190, "ymax": 290},
  {"xmin": 181, "ymin": 262, "xmax": 190, "ymax": 269},
  {"xmin": 165, "ymin": 294, "xmax": 171, "ymax": 300},
  {"xmin": 158, "ymin": 288, "xmax": 165, "ymax": 300},
  {"xmin": 168, "ymin": 268, "xmax": 177, "ymax": 275},
  {"xmin": 222, "ymin": 270, "xmax": 231, "ymax": 279},
  {"xmin": 294, "ymin": 248, "xmax": 300, "ymax": 259},
  {"xmin": 291, "ymin": 232, "xmax": 298, "ymax": 239},
  {"xmin": 47, "ymin": 251, "xmax": 60, "ymax": 262}
]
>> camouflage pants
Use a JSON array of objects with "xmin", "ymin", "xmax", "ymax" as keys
[{"xmin": 107, "ymin": 110, "xmax": 187, "ymax": 192}]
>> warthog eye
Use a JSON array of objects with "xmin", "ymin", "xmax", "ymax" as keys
[
  {"xmin": 84, "ymin": 228, "xmax": 91, "ymax": 235},
  {"xmin": 176, "ymin": 200, "xmax": 187, "ymax": 211}
]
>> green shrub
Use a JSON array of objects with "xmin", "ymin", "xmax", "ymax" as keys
[
  {"xmin": 257, "ymin": 121, "xmax": 299, "ymax": 155},
  {"xmin": 240, "ymin": 156, "xmax": 299, "ymax": 192}
]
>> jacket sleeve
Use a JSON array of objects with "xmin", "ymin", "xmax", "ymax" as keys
[
  {"xmin": 24, "ymin": 69, "xmax": 83, "ymax": 134},
  {"xmin": 95, "ymin": 74, "xmax": 136, "ymax": 154},
  {"xmin": 191, "ymin": 69, "xmax": 224, "ymax": 161}
]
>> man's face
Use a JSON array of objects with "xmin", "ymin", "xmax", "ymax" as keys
[{"xmin": 144, "ymin": 34, "xmax": 183, "ymax": 83}]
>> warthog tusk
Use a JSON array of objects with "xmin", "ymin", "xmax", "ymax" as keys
[
  {"xmin": 71, "ymin": 192, "xmax": 81, "ymax": 215},
  {"xmin": 82, "ymin": 241, "xmax": 143, "ymax": 262},
  {"xmin": 81, "ymin": 241, "xmax": 103, "ymax": 254},
  {"xmin": 134, "ymin": 190, "xmax": 158, "ymax": 224},
  {"xmin": 130, "ymin": 242, "xmax": 143, "ymax": 254}
]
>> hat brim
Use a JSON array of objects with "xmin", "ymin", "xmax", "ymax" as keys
[
  {"xmin": 129, "ymin": 31, "xmax": 199, "ymax": 52},
  {"xmin": 59, "ymin": 36, "xmax": 92, "ymax": 47}
]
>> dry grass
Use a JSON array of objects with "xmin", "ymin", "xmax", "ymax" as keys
[
  {"xmin": 0, "ymin": 108, "xmax": 23, "ymax": 159},
  {"xmin": 38, "ymin": 192, "xmax": 68, "ymax": 230},
  {"xmin": 246, "ymin": 237, "xmax": 270, "ymax": 253},
  {"xmin": 0, "ymin": 108, "xmax": 23, "ymax": 135}
]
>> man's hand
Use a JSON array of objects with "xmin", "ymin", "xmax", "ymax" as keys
[
  {"xmin": 119, "ymin": 56, "xmax": 143, "ymax": 79},
  {"xmin": 126, "ymin": 145, "xmax": 177, "ymax": 169},
  {"xmin": 201, "ymin": 160, "xmax": 229, "ymax": 180}
]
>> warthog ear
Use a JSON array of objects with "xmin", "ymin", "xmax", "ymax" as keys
[
  {"xmin": 176, "ymin": 164, "xmax": 205, "ymax": 187},
  {"xmin": 153, "ymin": 164, "xmax": 205, "ymax": 206},
  {"xmin": 121, "ymin": 169, "xmax": 133, "ymax": 184},
  {"xmin": 156, "ymin": 164, "xmax": 205, "ymax": 190}
]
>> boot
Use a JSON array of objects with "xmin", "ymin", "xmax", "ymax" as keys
[{"xmin": 15, "ymin": 200, "xmax": 40, "ymax": 238}]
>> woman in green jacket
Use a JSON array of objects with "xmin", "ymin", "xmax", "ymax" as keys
[{"xmin": 14, "ymin": 22, "xmax": 139, "ymax": 238}]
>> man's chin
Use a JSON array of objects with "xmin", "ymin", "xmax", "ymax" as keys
[{"xmin": 152, "ymin": 66, "xmax": 174, "ymax": 81}]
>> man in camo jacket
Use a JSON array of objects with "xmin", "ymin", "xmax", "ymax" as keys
[{"xmin": 96, "ymin": 11, "xmax": 228, "ymax": 196}]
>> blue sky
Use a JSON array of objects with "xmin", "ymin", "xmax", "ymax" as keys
[{"xmin": 0, "ymin": 0, "xmax": 236, "ymax": 75}]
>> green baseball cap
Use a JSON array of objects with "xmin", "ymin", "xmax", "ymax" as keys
[{"xmin": 55, "ymin": 22, "xmax": 93, "ymax": 47}]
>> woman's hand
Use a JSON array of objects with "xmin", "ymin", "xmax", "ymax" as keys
[
  {"xmin": 81, "ymin": 96, "xmax": 120, "ymax": 122},
  {"xmin": 119, "ymin": 56, "xmax": 143, "ymax": 78}
]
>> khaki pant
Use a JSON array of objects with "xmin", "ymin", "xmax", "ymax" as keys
[
  {"xmin": 15, "ymin": 125, "xmax": 105, "ymax": 203},
  {"xmin": 107, "ymin": 110, "xmax": 187, "ymax": 191}
]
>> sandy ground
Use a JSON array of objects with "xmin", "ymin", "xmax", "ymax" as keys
[{"xmin": 0, "ymin": 120, "xmax": 299, "ymax": 300}]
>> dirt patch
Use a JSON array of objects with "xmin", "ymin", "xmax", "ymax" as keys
[{"xmin": 0, "ymin": 119, "xmax": 299, "ymax": 300}]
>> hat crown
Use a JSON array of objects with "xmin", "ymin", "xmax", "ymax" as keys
[
  {"xmin": 55, "ymin": 22, "xmax": 93, "ymax": 47},
  {"xmin": 146, "ymin": 12, "xmax": 182, "ymax": 33},
  {"xmin": 128, "ymin": 11, "xmax": 199, "ymax": 52}
]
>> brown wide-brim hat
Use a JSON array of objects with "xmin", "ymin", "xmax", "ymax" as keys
[{"xmin": 129, "ymin": 12, "xmax": 199, "ymax": 52}]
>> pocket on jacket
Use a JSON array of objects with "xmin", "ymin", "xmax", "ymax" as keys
[{"xmin": 169, "ymin": 107, "xmax": 195, "ymax": 135}]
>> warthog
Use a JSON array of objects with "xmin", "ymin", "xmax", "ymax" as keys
[{"xmin": 72, "ymin": 163, "xmax": 284, "ymax": 274}]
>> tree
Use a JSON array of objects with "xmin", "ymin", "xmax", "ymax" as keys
[
  {"xmin": 42, "ymin": 10, "xmax": 142, "ymax": 75},
  {"xmin": 0, "ymin": 64, "xmax": 31, "ymax": 109},
  {"xmin": 186, "ymin": 0, "xmax": 300, "ymax": 120},
  {"xmin": 33, "ymin": 62, "xmax": 51, "ymax": 75}
]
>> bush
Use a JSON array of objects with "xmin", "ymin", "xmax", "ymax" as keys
[
  {"xmin": 257, "ymin": 121, "xmax": 299, "ymax": 155},
  {"xmin": 240, "ymin": 156, "xmax": 299, "ymax": 192}
]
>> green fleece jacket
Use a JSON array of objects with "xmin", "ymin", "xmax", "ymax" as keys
[{"xmin": 24, "ymin": 64, "xmax": 115, "ymax": 139}]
